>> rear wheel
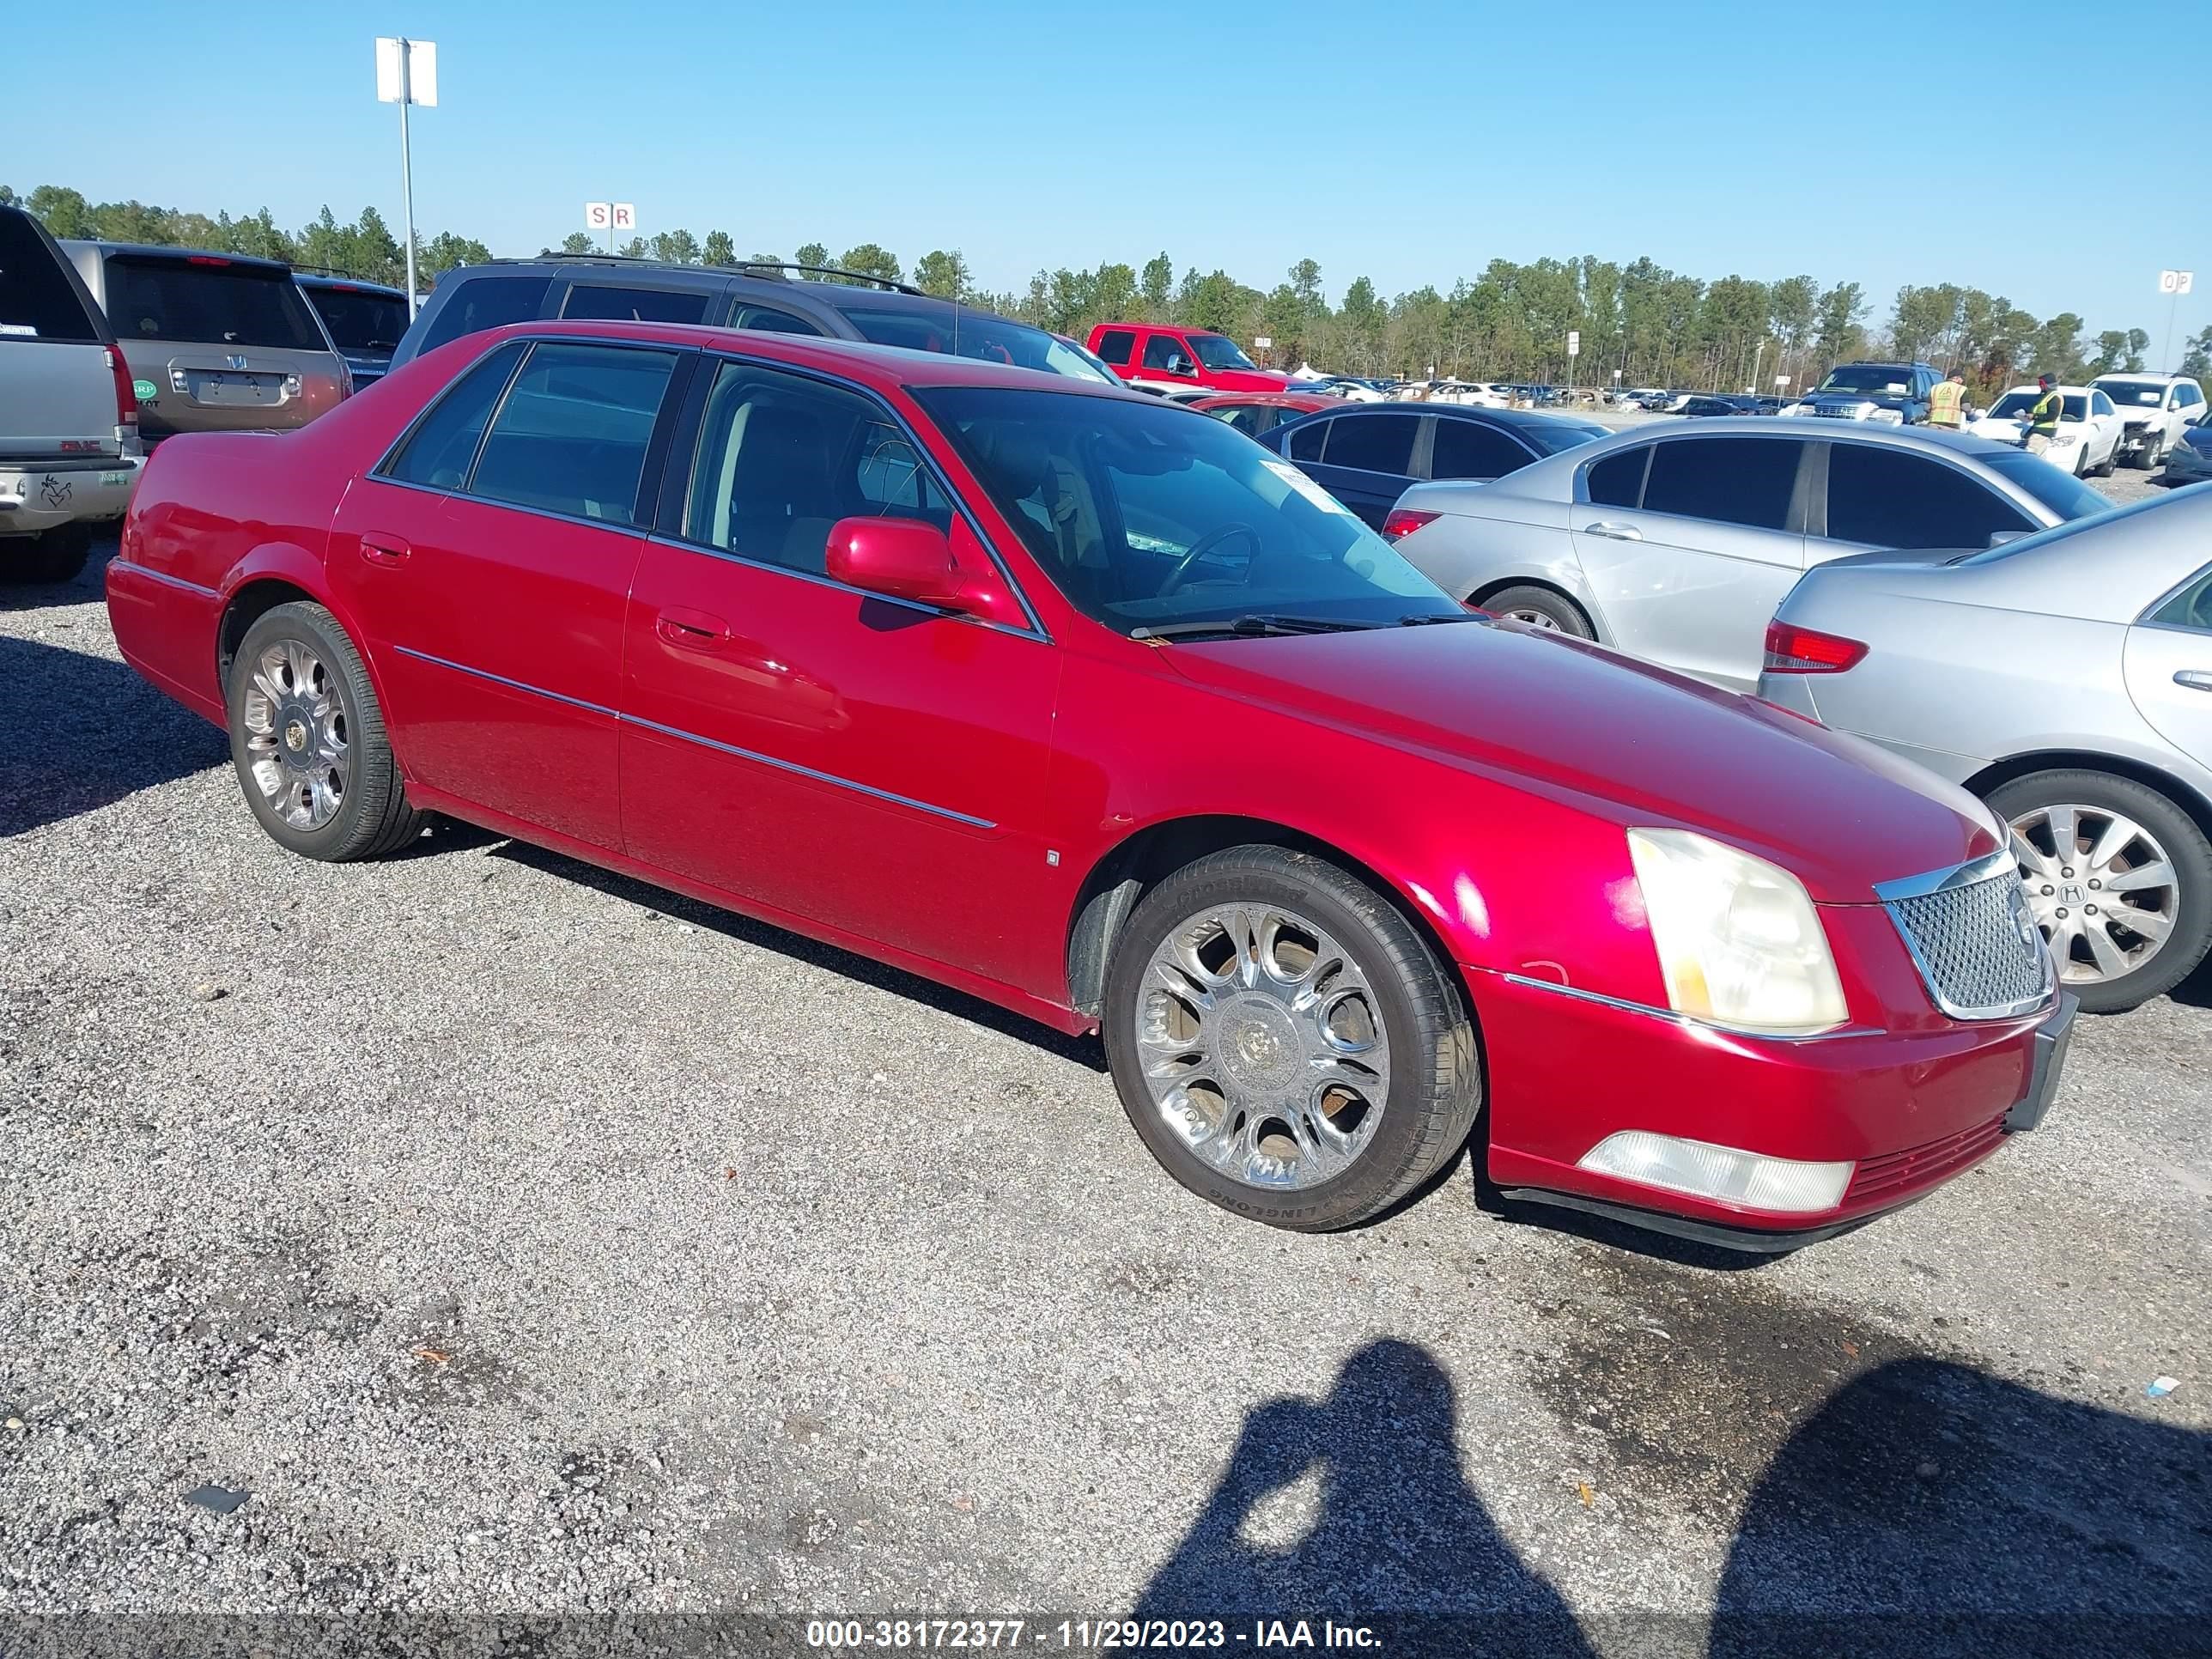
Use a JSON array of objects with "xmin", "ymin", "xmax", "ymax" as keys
[
  {"xmin": 1985, "ymin": 769, "xmax": 2212, "ymax": 1012},
  {"xmin": 1479, "ymin": 584, "xmax": 1595, "ymax": 638},
  {"xmin": 4, "ymin": 526, "xmax": 93, "ymax": 586},
  {"xmin": 1102, "ymin": 846, "xmax": 1480, "ymax": 1231},
  {"xmin": 226, "ymin": 601, "xmax": 426, "ymax": 862}
]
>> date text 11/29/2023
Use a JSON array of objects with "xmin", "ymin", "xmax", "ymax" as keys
[{"xmin": 804, "ymin": 1619, "xmax": 1382, "ymax": 1650}]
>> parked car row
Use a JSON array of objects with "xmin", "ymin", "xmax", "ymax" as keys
[{"xmin": 104, "ymin": 315, "xmax": 2079, "ymax": 1254}]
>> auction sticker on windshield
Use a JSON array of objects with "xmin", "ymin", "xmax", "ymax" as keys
[{"xmin": 1263, "ymin": 458, "xmax": 1356, "ymax": 518}]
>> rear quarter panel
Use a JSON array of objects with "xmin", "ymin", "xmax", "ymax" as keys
[{"xmin": 1391, "ymin": 489, "xmax": 1588, "ymax": 616}]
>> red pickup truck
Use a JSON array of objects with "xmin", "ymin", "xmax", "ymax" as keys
[{"xmin": 1087, "ymin": 322, "xmax": 1297, "ymax": 396}]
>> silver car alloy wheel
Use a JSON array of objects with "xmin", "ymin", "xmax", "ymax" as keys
[
  {"xmin": 242, "ymin": 641, "xmax": 348, "ymax": 830},
  {"xmin": 2008, "ymin": 804, "xmax": 2179, "ymax": 986},
  {"xmin": 1135, "ymin": 903, "xmax": 1391, "ymax": 1191},
  {"xmin": 1503, "ymin": 606, "xmax": 1562, "ymax": 630}
]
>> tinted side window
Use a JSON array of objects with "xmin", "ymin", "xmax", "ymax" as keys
[
  {"xmin": 418, "ymin": 275, "xmax": 551, "ymax": 354},
  {"xmin": 1826, "ymin": 444, "xmax": 2033, "ymax": 550},
  {"xmin": 1643, "ymin": 438, "xmax": 1802, "ymax": 529},
  {"xmin": 732, "ymin": 303, "xmax": 823, "ymax": 336},
  {"xmin": 382, "ymin": 340, "xmax": 526, "ymax": 488},
  {"xmin": 1430, "ymin": 419, "xmax": 1534, "ymax": 480},
  {"xmin": 2177, "ymin": 385, "xmax": 2203, "ymax": 410},
  {"xmin": 562, "ymin": 284, "xmax": 712, "ymax": 325},
  {"xmin": 1095, "ymin": 329, "xmax": 1135, "ymax": 365},
  {"xmin": 0, "ymin": 210, "xmax": 101, "ymax": 343},
  {"xmin": 1142, "ymin": 333, "xmax": 1190, "ymax": 371},
  {"xmin": 467, "ymin": 342, "xmax": 677, "ymax": 525},
  {"xmin": 684, "ymin": 362, "xmax": 941, "ymax": 574},
  {"xmin": 1286, "ymin": 417, "xmax": 1328, "ymax": 463},
  {"xmin": 2091, "ymin": 392, "xmax": 2114, "ymax": 416},
  {"xmin": 2149, "ymin": 566, "xmax": 2212, "ymax": 633},
  {"xmin": 1322, "ymin": 413, "xmax": 1419, "ymax": 475},
  {"xmin": 1586, "ymin": 447, "xmax": 1649, "ymax": 507}
]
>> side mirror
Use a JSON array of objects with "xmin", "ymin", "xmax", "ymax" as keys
[
  {"xmin": 1168, "ymin": 354, "xmax": 1194, "ymax": 376},
  {"xmin": 824, "ymin": 515, "xmax": 1022, "ymax": 626}
]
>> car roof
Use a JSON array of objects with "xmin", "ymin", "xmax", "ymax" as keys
[
  {"xmin": 294, "ymin": 273, "xmax": 406, "ymax": 296},
  {"xmin": 441, "ymin": 319, "xmax": 1149, "ymax": 399},
  {"xmin": 60, "ymin": 239, "xmax": 294, "ymax": 274}
]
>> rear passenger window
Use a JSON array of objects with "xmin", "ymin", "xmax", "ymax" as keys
[
  {"xmin": 1585, "ymin": 447, "xmax": 1648, "ymax": 507},
  {"xmin": 1322, "ymin": 413, "xmax": 1419, "ymax": 475},
  {"xmin": 1095, "ymin": 329, "xmax": 1136, "ymax": 366},
  {"xmin": 0, "ymin": 209, "xmax": 101, "ymax": 343},
  {"xmin": 1430, "ymin": 419, "xmax": 1533, "ymax": 480},
  {"xmin": 562, "ymin": 285, "xmax": 712, "ymax": 325},
  {"xmin": 1286, "ymin": 418, "xmax": 1328, "ymax": 463},
  {"xmin": 418, "ymin": 274, "xmax": 550, "ymax": 354},
  {"xmin": 732, "ymin": 303, "xmax": 823, "ymax": 336},
  {"xmin": 1644, "ymin": 437, "xmax": 1802, "ymax": 530},
  {"xmin": 1826, "ymin": 444, "xmax": 2033, "ymax": 550},
  {"xmin": 467, "ymin": 342, "xmax": 677, "ymax": 525},
  {"xmin": 382, "ymin": 341, "xmax": 526, "ymax": 488},
  {"xmin": 684, "ymin": 362, "xmax": 945, "ymax": 574}
]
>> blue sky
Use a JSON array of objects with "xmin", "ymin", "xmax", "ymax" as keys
[{"xmin": 3, "ymin": 1, "xmax": 2201, "ymax": 351}]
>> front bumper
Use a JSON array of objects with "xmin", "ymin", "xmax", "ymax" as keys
[
  {"xmin": 0, "ymin": 456, "xmax": 141, "ymax": 537},
  {"xmin": 2160, "ymin": 447, "xmax": 2212, "ymax": 485},
  {"xmin": 1474, "ymin": 966, "xmax": 2073, "ymax": 1249}
]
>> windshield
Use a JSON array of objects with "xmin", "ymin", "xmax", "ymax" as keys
[
  {"xmin": 1188, "ymin": 333, "xmax": 1257, "ymax": 371},
  {"xmin": 2094, "ymin": 379, "xmax": 2164, "ymax": 406},
  {"xmin": 303, "ymin": 285, "xmax": 407, "ymax": 352},
  {"xmin": 1980, "ymin": 451, "xmax": 2114, "ymax": 521},
  {"xmin": 1051, "ymin": 334, "xmax": 1122, "ymax": 386},
  {"xmin": 1817, "ymin": 365, "xmax": 1911, "ymax": 394},
  {"xmin": 840, "ymin": 305, "xmax": 1103, "ymax": 381},
  {"xmin": 912, "ymin": 386, "xmax": 1457, "ymax": 635},
  {"xmin": 1521, "ymin": 421, "xmax": 1610, "ymax": 455}
]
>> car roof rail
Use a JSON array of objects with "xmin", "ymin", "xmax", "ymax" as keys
[{"xmin": 507, "ymin": 252, "xmax": 923, "ymax": 296}]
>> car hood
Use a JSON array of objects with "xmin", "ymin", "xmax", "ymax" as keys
[{"xmin": 1161, "ymin": 622, "xmax": 1998, "ymax": 902}]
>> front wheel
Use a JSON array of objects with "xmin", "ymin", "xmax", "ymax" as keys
[
  {"xmin": 227, "ymin": 601, "xmax": 426, "ymax": 861},
  {"xmin": 1103, "ymin": 846, "xmax": 1481, "ymax": 1231},
  {"xmin": 2094, "ymin": 439, "xmax": 2118, "ymax": 477},
  {"xmin": 1986, "ymin": 769, "xmax": 2212, "ymax": 1012}
]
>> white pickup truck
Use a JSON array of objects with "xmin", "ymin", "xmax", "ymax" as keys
[
  {"xmin": 2089, "ymin": 373, "xmax": 2207, "ymax": 470},
  {"xmin": 0, "ymin": 204, "xmax": 142, "ymax": 583}
]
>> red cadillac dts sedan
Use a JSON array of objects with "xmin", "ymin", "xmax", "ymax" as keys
[{"xmin": 105, "ymin": 320, "xmax": 2075, "ymax": 1248}]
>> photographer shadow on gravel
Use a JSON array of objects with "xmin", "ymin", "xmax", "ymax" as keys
[
  {"xmin": 1133, "ymin": 1339, "xmax": 1599, "ymax": 1657},
  {"xmin": 1710, "ymin": 1356, "xmax": 2211, "ymax": 1659},
  {"xmin": 0, "ymin": 632, "xmax": 227, "ymax": 837}
]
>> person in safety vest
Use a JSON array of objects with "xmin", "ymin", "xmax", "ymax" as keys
[
  {"xmin": 1928, "ymin": 370, "xmax": 1967, "ymax": 429},
  {"xmin": 2025, "ymin": 375, "xmax": 2064, "ymax": 458}
]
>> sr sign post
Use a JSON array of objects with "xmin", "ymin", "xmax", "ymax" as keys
[
  {"xmin": 1565, "ymin": 330, "xmax": 1579, "ymax": 398},
  {"xmin": 585, "ymin": 203, "xmax": 637, "ymax": 253}
]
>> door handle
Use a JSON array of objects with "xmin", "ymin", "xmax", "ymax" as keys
[
  {"xmin": 656, "ymin": 607, "xmax": 731, "ymax": 651},
  {"xmin": 2175, "ymin": 671, "xmax": 2212, "ymax": 693},
  {"xmin": 1584, "ymin": 521, "xmax": 1644, "ymax": 542},
  {"xmin": 359, "ymin": 535, "xmax": 410, "ymax": 567}
]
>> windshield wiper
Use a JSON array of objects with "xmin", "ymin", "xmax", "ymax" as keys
[
  {"xmin": 1130, "ymin": 614, "xmax": 1381, "ymax": 641},
  {"xmin": 1397, "ymin": 611, "xmax": 1478, "ymax": 627}
]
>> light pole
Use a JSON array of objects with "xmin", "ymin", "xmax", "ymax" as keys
[{"xmin": 375, "ymin": 37, "xmax": 437, "ymax": 318}]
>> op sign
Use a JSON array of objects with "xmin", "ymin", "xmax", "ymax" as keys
[{"xmin": 2160, "ymin": 270, "xmax": 2195, "ymax": 295}]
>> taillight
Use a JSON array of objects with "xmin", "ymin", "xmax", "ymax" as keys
[
  {"xmin": 1382, "ymin": 508, "xmax": 1439, "ymax": 541},
  {"xmin": 1763, "ymin": 619, "xmax": 1867, "ymax": 673},
  {"xmin": 105, "ymin": 347, "xmax": 139, "ymax": 447}
]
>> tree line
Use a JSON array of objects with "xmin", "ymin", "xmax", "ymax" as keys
[{"xmin": 9, "ymin": 182, "xmax": 2207, "ymax": 396}]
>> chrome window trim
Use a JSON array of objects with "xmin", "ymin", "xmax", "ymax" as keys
[
  {"xmin": 1498, "ymin": 973, "xmax": 1877, "ymax": 1043},
  {"xmin": 370, "ymin": 336, "xmax": 531, "ymax": 483},
  {"xmin": 1873, "ymin": 850, "xmax": 2056, "ymax": 1021},
  {"xmin": 390, "ymin": 645, "xmax": 996, "ymax": 830}
]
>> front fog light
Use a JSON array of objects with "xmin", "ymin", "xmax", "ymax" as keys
[
  {"xmin": 1579, "ymin": 1130, "xmax": 1853, "ymax": 1212},
  {"xmin": 1628, "ymin": 828, "xmax": 1847, "ymax": 1034}
]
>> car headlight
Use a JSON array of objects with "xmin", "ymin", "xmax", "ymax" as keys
[
  {"xmin": 1626, "ymin": 828, "xmax": 1848, "ymax": 1035},
  {"xmin": 1866, "ymin": 408, "xmax": 1905, "ymax": 424}
]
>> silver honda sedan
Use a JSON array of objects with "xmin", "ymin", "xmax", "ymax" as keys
[
  {"xmin": 1759, "ymin": 485, "xmax": 2212, "ymax": 1012},
  {"xmin": 1384, "ymin": 417, "xmax": 2112, "ymax": 693}
]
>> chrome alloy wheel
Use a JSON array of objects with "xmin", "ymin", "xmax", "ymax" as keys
[
  {"xmin": 2009, "ymin": 803, "xmax": 2179, "ymax": 986},
  {"xmin": 241, "ymin": 641, "xmax": 348, "ymax": 830},
  {"xmin": 1501, "ymin": 605, "xmax": 1562, "ymax": 630},
  {"xmin": 1134, "ymin": 904, "xmax": 1390, "ymax": 1191}
]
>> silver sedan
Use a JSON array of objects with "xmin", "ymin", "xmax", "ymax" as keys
[
  {"xmin": 1759, "ymin": 485, "xmax": 2212, "ymax": 1012},
  {"xmin": 1384, "ymin": 417, "xmax": 2111, "ymax": 693}
]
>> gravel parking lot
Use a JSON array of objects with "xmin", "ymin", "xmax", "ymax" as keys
[{"xmin": 2, "ymin": 522, "xmax": 2205, "ymax": 1656}]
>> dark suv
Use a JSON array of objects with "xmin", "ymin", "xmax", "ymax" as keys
[
  {"xmin": 1786, "ymin": 361, "xmax": 1942, "ymax": 425},
  {"xmin": 390, "ymin": 258, "xmax": 1114, "ymax": 384}
]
